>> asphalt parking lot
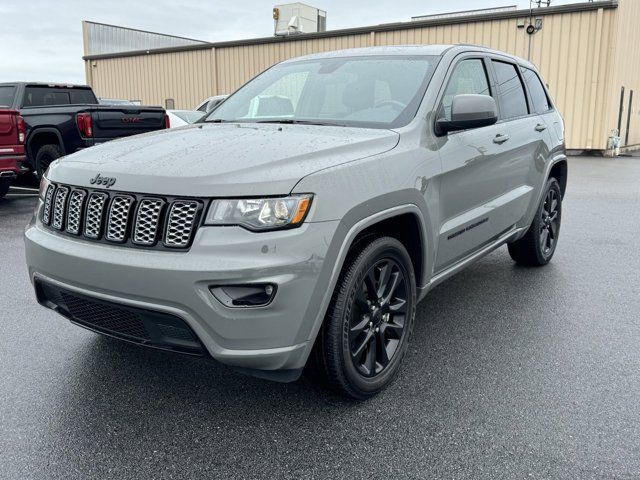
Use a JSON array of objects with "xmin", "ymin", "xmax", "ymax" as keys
[{"xmin": 1, "ymin": 156, "xmax": 639, "ymax": 479}]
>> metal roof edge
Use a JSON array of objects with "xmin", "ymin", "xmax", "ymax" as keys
[{"xmin": 83, "ymin": 1, "xmax": 618, "ymax": 61}]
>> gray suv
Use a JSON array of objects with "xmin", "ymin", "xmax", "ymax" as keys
[{"xmin": 25, "ymin": 45, "xmax": 566, "ymax": 399}]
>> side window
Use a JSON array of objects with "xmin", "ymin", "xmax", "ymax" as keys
[
  {"xmin": 491, "ymin": 60, "xmax": 529, "ymax": 120},
  {"xmin": 522, "ymin": 67, "xmax": 552, "ymax": 113},
  {"xmin": 69, "ymin": 89, "xmax": 98, "ymax": 105},
  {"xmin": 440, "ymin": 59, "xmax": 491, "ymax": 121}
]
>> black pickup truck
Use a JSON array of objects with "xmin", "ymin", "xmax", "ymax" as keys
[{"xmin": 0, "ymin": 83, "xmax": 168, "ymax": 177}]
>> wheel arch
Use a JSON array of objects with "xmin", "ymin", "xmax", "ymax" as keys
[
  {"xmin": 26, "ymin": 128, "xmax": 65, "ymax": 163},
  {"xmin": 519, "ymin": 154, "xmax": 568, "ymax": 236},
  {"xmin": 296, "ymin": 200, "xmax": 433, "ymax": 369},
  {"xmin": 349, "ymin": 212, "xmax": 425, "ymax": 289},
  {"xmin": 549, "ymin": 159, "xmax": 567, "ymax": 198}
]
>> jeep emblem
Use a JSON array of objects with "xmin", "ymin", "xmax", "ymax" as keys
[{"xmin": 90, "ymin": 173, "xmax": 117, "ymax": 188}]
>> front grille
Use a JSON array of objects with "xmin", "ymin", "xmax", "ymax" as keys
[
  {"xmin": 84, "ymin": 192, "xmax": 108, "ymax": 239},
  {"xmin": 51, "ymin": 186, "xmax": 69, "ymax": 230},
  {"xmin": 66, "ymin": 189, "xmax": 86, "ymax": 235},
  {"xmin": 42, "ymin": 183, "xmax": 203, "ymax": 250},
  {"xmin": 165, "ymin": 200, "xmax": 199, "ymax": 248},
  {"xmin": 42, "ymin": 184, "xmax": 56, "ymax": 225},
  {"xmin": 35, "ymin": 279, "xmax": 205, "ymax": 355},
  {"xmin": 106, "ymin": 195, "xmax": 134, "ymax": 242},
  {"xmin": 133, "ymin": 198, "xmax": 165, "ymax": 245}
]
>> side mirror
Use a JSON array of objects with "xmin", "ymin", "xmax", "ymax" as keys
[{"xmin": 435, "ymin": 94, "xmax": 498, "ymax": 136}]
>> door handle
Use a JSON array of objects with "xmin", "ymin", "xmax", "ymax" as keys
[
  {"xmin": 493, "ymin": 134, "xmax": 510, "ymax": 144},
  {"xmin": 535, "ymin": 123, "xmax": 547, "ymax": 132}
]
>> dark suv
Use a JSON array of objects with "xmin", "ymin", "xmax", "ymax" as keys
[{"xmin": 0, "ymin": 83, "xmax": 168, "ymax": 177}]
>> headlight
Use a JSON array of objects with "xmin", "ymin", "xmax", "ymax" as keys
[
  {"xmin": 204, "ymin": 194, "xmax": 312, "ymax": 231},
  {"xmin": 38, "ymin": 173, "xmax": 51, "ymax": 201}
]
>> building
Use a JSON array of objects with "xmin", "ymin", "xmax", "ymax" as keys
[{"xmin": 82, "ymin": 0, "xmax": 640, "ymax": 153}]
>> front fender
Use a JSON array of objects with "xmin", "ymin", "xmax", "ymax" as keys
[{"xmin": 292, "ymin": 198, "xmax": 433, "ymax": 369}]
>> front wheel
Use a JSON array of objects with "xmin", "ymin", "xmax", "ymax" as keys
[
  {"xmin": 313, "ymin": 236, "xmax": 417, "ymax": 400},
  {"xmin": 508, "ymin": 177, "xmax": 562, "ymax": 266}
]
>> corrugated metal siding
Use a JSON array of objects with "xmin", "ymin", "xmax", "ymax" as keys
[
  {"xmin": 371, "ymin": 10, "xmax": 616, "ymax": 150},
  {"xmin": 84, "ymin": 22, "xmax": 205, "ymax": 56},
  {"xmin": 90, "ymin": 49, "xmax": 215, "ymax": 109},
  {"xmin": 215, "ymin": 33, "xmax": 370, "ymax": 94},
  {"xmin": 607, "ymin": 0, "xmax": 640, "ymax": 147},
  {"xmin": 86, "ymin": 5, "xmax": 627, "ymax": 149}
]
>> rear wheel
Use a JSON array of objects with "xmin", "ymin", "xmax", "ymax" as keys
[
  {"xmin": 35, "ymin": 144, "xmax": 62, "ymax": 179},
  {"xmin": 0, "ymin": 177, "xmax": 11, "ymax": 199},
  {"xmin": 311, "ymin": 236, "xmax": 416, "ymax": 400},
  {"xmin": 508, "ymin": 177, "xmax": 562, "ymax": 266}
]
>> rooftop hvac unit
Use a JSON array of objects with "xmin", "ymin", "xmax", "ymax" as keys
[{"xmin": 273, "ymin": 3, "xmax": 327, "ymax": 36}]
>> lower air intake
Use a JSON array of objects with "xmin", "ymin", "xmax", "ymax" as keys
[{"xmin": 35, "ymin": 279, "xmax": 205, "ymax": 355}]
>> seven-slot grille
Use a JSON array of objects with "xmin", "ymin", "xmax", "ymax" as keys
[{"xmin": 41, "ymin": 183, "xmax": 201, "ymax": 250}]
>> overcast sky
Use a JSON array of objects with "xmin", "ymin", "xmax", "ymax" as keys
[{"xmin": 0, "ymin": 0, "xmax": 575, "ymax": 84}]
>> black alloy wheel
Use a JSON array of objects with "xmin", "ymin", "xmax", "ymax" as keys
[
  {"xmin": 349, "ymin": 258, "xmax": 408, "ymax": 377},
  {"xmin": 309, "ymin": 236, "xmax": 416, "ymax": 400},
  {"xmin": 507, "ymin": 177, "xmax": 562, "ymax": 266},
  {"xmin": 539, "ymin": 187, "xmax": 559, "ymax": 258}
]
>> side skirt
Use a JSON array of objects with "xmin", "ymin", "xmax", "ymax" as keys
[{"xmin": 417, "ymin": 226, "xmax": 526, "ymax": 301}]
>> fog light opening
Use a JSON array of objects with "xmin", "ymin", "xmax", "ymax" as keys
[{"xmin": 209, "ymin": 284, "xmax": 277, "ymax": 308}]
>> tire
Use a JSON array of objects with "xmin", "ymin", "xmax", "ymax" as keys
[
  {"xmin": 311, "ymin": 236, "xmax": 417, "ymax": 400},
  {"xmin": 35, "ymin": 144, "xmax": 62, "ymax": 179},
  {"xmin": 508, "ymin": 177, "xmax": 562, "ymax": 266},
  {"xmin": 0, "ymin": 177, "xmax": 10, "ymax": 199}
]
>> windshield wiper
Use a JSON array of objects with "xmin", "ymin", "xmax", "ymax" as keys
[{"xmin": 254, "ymin": 119, "xmax": 346, "ymax": 127}]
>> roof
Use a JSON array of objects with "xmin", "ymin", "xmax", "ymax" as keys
[
  {"xmin": 282, "ymin": 45, "xmax": 453, "ymax": 62},
  {"xmin": 0, "ymin": 82, "xmax": 92, "ymax": 88},
  {"xmin": 83, "ymin": 0, "xmax": 618, "ymax": 61},
  {"xmin": 282, "ymin": 44, "xmax": 537, "ymax": 70}
]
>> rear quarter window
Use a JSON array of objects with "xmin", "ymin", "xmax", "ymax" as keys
[{"xmin": 522, "ymin": 67, "xmax": 552, "ymax": 113}]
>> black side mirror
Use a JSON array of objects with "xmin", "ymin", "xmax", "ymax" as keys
[{"xmin": 435, "ymin": 94, "xmax": 498, "ymax": 136}]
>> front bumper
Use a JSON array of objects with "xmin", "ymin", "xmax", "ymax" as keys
[{"xmin": 25, "ymin": 212, "xmax": 340, "ymax": 375}]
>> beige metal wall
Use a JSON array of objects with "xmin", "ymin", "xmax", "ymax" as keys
[
  {"xmin": 86, "ymin": 4, "xmax": 626, "ymax": 150},
  {"xmin": 89, "ymin": 48, "xmax": 216, "ymax": 110},
  {"xmin": 606, "ymin": 0, "xmax": 640, "ymax": 148},
  {"xmin": 215, "ymin": 33, "xmax": 371, "ymax": 95},
  {"xmin": 371, "ymin": 8, "xmax": 617, "ymax": 150}
]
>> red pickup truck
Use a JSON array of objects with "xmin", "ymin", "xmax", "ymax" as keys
[{"xmin": 0, "ymin": 109, "xmax": 26, "ymax": 199}]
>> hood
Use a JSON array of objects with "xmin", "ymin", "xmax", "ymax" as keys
[{"xmin": 48, "ymin": 123, "xmax": 399, "ymax": 196}]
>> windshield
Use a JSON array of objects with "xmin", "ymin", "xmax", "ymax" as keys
[{"xmin": 206, "ymin": 55, "xmax": 439, "ymax": 129}]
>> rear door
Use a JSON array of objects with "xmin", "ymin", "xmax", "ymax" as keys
[
  {"xmin": 521, "ymin": 66, "xmax": 560, "ymax": 154},
  {"xmin": 91, "ymin": 107, "xmax": 166, "ymax": 139},
  {"xmin": 488, "ymin": 57, "xmax": 548, "ymax": 220}
]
